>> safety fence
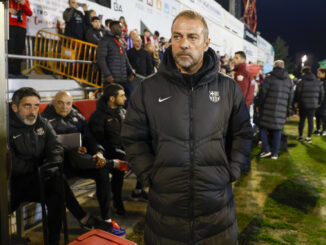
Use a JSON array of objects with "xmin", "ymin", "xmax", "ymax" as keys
[{"xmin": 32, "ymin": 29, "xmax": 101, "ymax": 88}]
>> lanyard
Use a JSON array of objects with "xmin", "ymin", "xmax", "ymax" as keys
[{"xmin": 113, "ymin": 38, "xmax": 123, "ymax": 54}]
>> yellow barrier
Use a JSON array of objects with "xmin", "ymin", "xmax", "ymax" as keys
[{"xmin": 33, "ymin": 29, "xmax": 101, "ymax": 88}]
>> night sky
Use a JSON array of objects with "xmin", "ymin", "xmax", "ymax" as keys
[{"xmin": 256, "ymin": 0, "xmax": 325, "ymax": 70}]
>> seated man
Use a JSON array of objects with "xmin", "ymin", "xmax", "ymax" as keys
[
  {"xmin": 9, "ymin": 88, "xmax": 125, "ymax": 245},
  {"xmin": 88, "ymin": 84, "xmax": 130, "ymax": 216},
  {"xmin": 42, "ymin": 91, "xmax": 127, "ymax": 234}
]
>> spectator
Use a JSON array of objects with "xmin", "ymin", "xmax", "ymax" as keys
[
  {"xmin": 8, "ymin": 88, "xmax": 117, "ymax": 245},
  {"xmin": 86, "ymin": 16, "xmax": 104, "ymax": 44},
  {"xmin": 315, "ymin": 67, "xmax": 326, "ymax": 136},
  {"xmin": 257, "ymin": 60, "xmax": 293, "ymax": 159},
  {"xmin": 125, "ymin": 29, "xmax": 139, "ymax": 50},
  {"xmin": 42, "ymin": 91, "xmax": 127, "ymax": 236},
  {"xmin": 294, "ymin": 66, "xmax": 324, "ymax": 143},
  {"xmin": 8, "ymin": 0, "xmax": 32, "ymax": 79},
  {"xmin": 141, "ymin": 28, "xmax": 151, "ymax": 47},
  {"xmin": 153, "ymin": 30, "xmax": 160, "ymax": 46},
  {"xmin": 119, "ymin": 16, "xmax": 128, "ymax": 38},
  {"xmin": 122, "ymin": 10, "xmax": 252, "ymax": 244},
  {"xmin": 104, "ymin": 18, "xmax": 113, "ymax": 31},
  {"xmin": 233, "ymin": 51, "xmax": 255, "ymax": 107},
  {"xmin": 144, "ymin": 42, "xmax": 160, "ymax": 70},
  {"xmin": 89, "ymin": 84, "xmax": 128, "ymax": 216},
  {"xmin": 96, "ymin": 20, "xmax": 133, "ymax": 90},
  {"xmin": 63, "ymin": 0, "xmax": 87, "ymax": 40},
  {"xmin": 84, "ymin": 8, "xmax": 96, "ymax": 30},
  {"xmin": 127, "ymin": 35, "xmax": 154, "ymax": 78}
]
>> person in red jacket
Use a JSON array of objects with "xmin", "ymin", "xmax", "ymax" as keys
[
  {"xmin": 233, "ymin": 51, "xmax": 255, "ymax": 107},
  {"xmin": 8, "ymin": 0, "xmax": 33, "ymax": 78}
]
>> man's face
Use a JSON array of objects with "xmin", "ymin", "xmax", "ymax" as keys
[
  {"xmin": 53, "ymin": 93, "xmax": 73, "ymax": 118},
  {"xmin": 233, "ymin": 54, "xmax": 245, "ymax": 66},
  {"xmin": 112, "ymin": 90, "xmax": 126, "ymax": 107},
  {"xmin": 91, "ymin": 19, "xmax": 101, "ymax": 30},
  {"xmin": 171, "ymin": 16, "xmax": 210, "ymax": 74},
  {"xmin": 144, "ymin": 30, "xmax": 150, "ymax": 37},
  {"xmin": 317, "ymin": 70, "xmax": 325, "ymax": 79},
  {"xmin": 133, "ymin": 36, "xmax": 142, "ymax": 50},
  {"xmin": 69, "ymin": 0, "xmax": 78, "ymax": 9},
  {"xmin": 12, "ymin": 96, "xmax": 40, "ymax": 126},
  {"xmin": 111, "ymin": 23, "xmax": 122, "ymax": 37}
]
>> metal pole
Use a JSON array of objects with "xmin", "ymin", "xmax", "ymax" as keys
[
  {"xmin": 0, "ymin": 1, "xmax": 10, "ymax": 244},
  {"xmin": 7, "ymin": 54, "xmax": 93, "ymax": 64}
]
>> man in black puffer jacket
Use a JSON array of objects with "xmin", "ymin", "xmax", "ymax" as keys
[
  {"xmin": 97, "ymin": 21, "xmax": 133, "ymax": 89},
  {"xmin": 121, "ymin": 10, "xmax": 253, "ymax": 245},
  {"xmin": 257, "ymin": 60, "xmax": 293, "ymax": 159},
  {"xmin": 294, "ymin": 66, "xmax": 324, "ymax": 143},
  {"xmin": 88, "ymin": 84, "xmax": 129, "ymax": 216}
]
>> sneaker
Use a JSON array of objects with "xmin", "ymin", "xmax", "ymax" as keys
[
  {"xmin": 109, "ymin": 220, "xmax": 126, "ymax": 236},
  {"xmin": 80, "ymin": 215, "xmax": 113, "ymax": 231},
  {"xmin": 313, "ymin": 130, "xmax": 321, "ymax": 134},
  {"xmin": 305, "ymin": 137, "xmax": 312, "ymax": 144},
  {"xmin": 297, "ymin": 136, "xmax": 303, "ymax": 142},
  {"xmin": 321, "ymin": 131, "xmax": 326, "ymax": 136},
  {"xmin": 131, "ymin": 189, "xmax": 148, "ymax": 201},
  {"xmin": 259, "ymin": 151, "xmax": 272, "ymax": 158},
  {"xmin": 271, "ymin": 154, "xmax": 278, "ymax": 160}
]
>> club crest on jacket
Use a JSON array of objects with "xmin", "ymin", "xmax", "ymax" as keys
[
  {"xmin": 36, "ymin": 127, "xmax": 45, "ymax": 136},
  {"xmin": 209, "ymin": 91, "xmax": 220, "ymax": 103}
]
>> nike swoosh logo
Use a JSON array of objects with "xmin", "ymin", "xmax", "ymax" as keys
[
  {"xmin": 13, "ymin": 134, "xmax": 22, "ymax": 139},
  {"xmin": 158, "ymin": 96, "xmax": 172, "ymax": 103}
]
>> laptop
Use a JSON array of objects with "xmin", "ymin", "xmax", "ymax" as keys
[{"xmin": 57, "ymin": 133, "xmax": 82, "ymax": 149}]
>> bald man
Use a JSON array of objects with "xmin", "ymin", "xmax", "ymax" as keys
[{"xmin": 42, "ymin": 91, "xmax": 126, "ymax": 235}]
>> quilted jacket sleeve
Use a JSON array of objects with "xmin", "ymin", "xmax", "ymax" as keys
[{"xmin": 121, "ymin": 83, "xmax": 154, "ymax": 187}]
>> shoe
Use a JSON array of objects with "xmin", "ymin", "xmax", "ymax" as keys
[
  {"xmin": 114, "ymin": 200, "xmax": 126, "ymax": 216},
  {"xmin": 320, "ymin": 131, "xmax": 326, "ymax": 136},
  {"xmin": 259, "ymin": 151, "xmax": 271, "ymax": 158},
  {"xmin": 108, "ymin": 220, "xmax": 126, "ymax": 236},
  {"xmin": 305, "ymin": 137, "xmax": 312, "ymax": 144},
  {"xmin": 271, "ymin": 154, "xmax": 278, "ymax": 160},
  {"xmin": 80, "ymin": 215, "xmax": 113, "ymax": 231},
  {"xmin": 297, "ymin": 136, "xmax": 303, "ymax": 142},
  {"xmin": 131, "ymin": 189, "xmax": 148, "ymax": 201},
  {"xmin": 313, "ymin": 130, "xmax": 321, "ymax": 134}
]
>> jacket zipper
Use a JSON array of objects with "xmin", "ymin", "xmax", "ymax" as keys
[{"xmin": 189, "ymin": 84, "xmax": 195, "ymax": 244}]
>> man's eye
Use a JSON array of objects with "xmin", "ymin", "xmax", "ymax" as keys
[{"xmin": 173, "ymin": 35, "xmax": 181, "ymax": 40}]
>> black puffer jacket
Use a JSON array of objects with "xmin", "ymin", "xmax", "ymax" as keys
[
  {"xmin": 9, "ymin": 106, "xmax": 63, "ymax": 176},
  {"xmin": 97, "ymin": 31, "xmax": 131, "ymax": 83},
  {"xmin": 88, "ymin": 97, "xmax": 126, "ymax": 159},
  {"xmin": 122, "ymin": 47, "xmax": 253, "ymax": 245},
  {"xmin": 42, "ymin": 104, "xmax": 103, "ymax": 155},
  {"xmin": 258, "ymin": 67, "xmax": 293, "ymax": 130},
  {"xmin": 295, "ymin": 72, "xmax": 324, "ymax": 109}
]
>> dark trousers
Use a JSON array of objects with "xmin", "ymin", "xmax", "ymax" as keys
[
  {"xmin": 260, "ymin": 128, "xmax": 282, "ymax": 155},
  {"xmin": 111, "ymin": 168, "xmax": 124, "ymax": 204},
  {"xmin": 316, "ymin": 113, "xmax": 326, "ymax": 132},
  {"xmin": 8, "ymin": 25, "xmax": 26, "ymax": 75},
  {"xmin": 299, "ymin": 108, "xmax": 316, "ymax": 137},
  {"xmin": 10, "ymin": 173, "xmax": 63, "ymax": 245},
  {"xmin": 66, "ymin": 167, "xmax": 111, "ymax": 220}
]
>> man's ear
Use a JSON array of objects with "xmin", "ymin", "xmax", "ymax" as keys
[
  {"xmin": 12, "ymin": 103, "xmax": 18, "ymax": 113},
  {"xmin": 204, "ymin": 38, "xmax": 210, "ymax": 52},
  {"xmin": 109, "ymin": 96, "xmax": 115, "ymax": 103}
]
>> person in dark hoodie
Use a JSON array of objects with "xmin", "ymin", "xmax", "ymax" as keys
[
  {"xmin": 88, "ymin": 84, "xmax": 129, "ymax": 216},
  {"xmin": 294, "ymin": 66, "xmax": 324, "ymax": 143},
  {"xmin": 85, "ymin": 16, "xmax": 104, "ymax": 44},
  {"xmin": 121, "ymin": 10, "xmax": 253, "ymax": 245},
  {"xmin": 257, "ymin": 60, "xmax": 293, "ymax": 159}
]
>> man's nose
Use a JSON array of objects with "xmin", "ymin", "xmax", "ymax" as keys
[{"xmin": 180, "ymin": 37, "xmax": 190, "ymax": 49}]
